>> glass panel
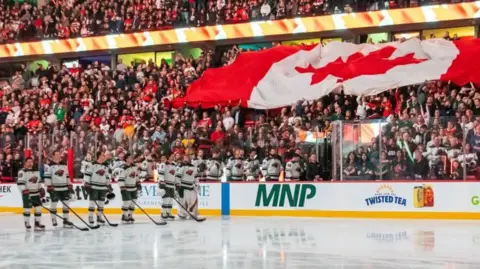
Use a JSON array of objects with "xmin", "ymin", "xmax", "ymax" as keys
[{"xmin": 331, "ymin": 116, "xmax": 473, "ymax": 181}]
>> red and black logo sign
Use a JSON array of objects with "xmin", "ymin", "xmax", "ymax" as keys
[
  {"xmin": 29, "ymin": 177, "xmax": 38, "ymax": 183},
  {"xmin": 96, "ymin": 170, "xmax": 106, "ymax": 176},
  {"xmin": 55, "ymin": 170, "xmax": 65, "ymax": 176},
  {"xmin": 129, "ymin": 172, "xmax": 137, "ymax": 177},
  {"xmin": 169, "ymin": 169, "xmax": 175, "ymax": 175},
  {"xmin": 186, "ymin": 169, "xmax": 194, "ymax": 176},
  {"xmin": 235, "ymin": 163, "xmax": 242, "ymax": 169}
]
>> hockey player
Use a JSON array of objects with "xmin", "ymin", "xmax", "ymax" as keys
[
  {"xmin": 157, "ymin": 156, "xmax": 178, "ymax": 220},
  {"xmin": 285, "ymin": 153, "xmax": 303, "ymax": 181},
  {"xmin": 83, "ymin": 151, "xmax": 112, "ymax": 225},
  {"xmin": 17, "ymin": 157, "xmax": 45, "ymax": 231},
  {"xmin": 81, "ymin": 153, "xmax": 93, "ymax": 180},
  {"xmin": 44, "ymin": 150, "xmax": 73, "ymax": 228},
  {"xmin": 191, "ymin": 149, "xmax": 206, "ymax": 182},
  {"xmin": 205, "ymin": 150, "xmax": 223, "ymax": 181},
  {"xmin": 111, "ymin": 150, "xmax": 125, "ymax": 182},
  {"xmin": 175, "ymin": 155, "xmax": 200, "ymax": 219},
  {"xmin": 261, "ymin": 149, "xmax": 283, "ymax": 181},
  {"xmin": 244, "ymin": 150, "xmax": 260, "ymax": 181},
  {"xmin": 118, "ymin": 154, "xmax": 141, "ymax": 223},
  {"xmin": 139, "ymin": 155, "xmax": 149, "ymax": 182},
  {"xmin": 226, "ymin": 149, "xmax": 245, "ymax": 181}
]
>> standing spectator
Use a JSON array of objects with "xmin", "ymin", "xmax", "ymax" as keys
[{"xmin": 305, "ymin": 153, "xmax": 322, "ymax": 180}]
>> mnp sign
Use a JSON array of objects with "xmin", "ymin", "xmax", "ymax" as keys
[{"xmin": 255, "ymin": 184, "xmax": 316, "ymax": 207}]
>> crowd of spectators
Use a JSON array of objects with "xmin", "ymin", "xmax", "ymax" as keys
[
  {"xmin": 0, "ymin": 35, "xmax": 479, "ymax": 182},
  {"xmin": 0, "ymin": 0, "xmax": 473, "ymax": 43}
]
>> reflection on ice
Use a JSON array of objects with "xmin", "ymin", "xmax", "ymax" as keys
[{"xmin": 0, "ymin": 216, "xmax": 479, "ymax": 269}]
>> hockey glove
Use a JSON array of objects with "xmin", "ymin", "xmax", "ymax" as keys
[
  {"xmin": 68, "ymin": 184, "xmax": 74, "ymax": 194},
  {"xmin": 107, "ymin": 185, "xmax": 113, "ymax": 193},
  {"xmin": 136, "ymin": 182, "xmax": 142, "ymax": 191},
  {"xmin": 47, "ymin": 185, "xmax": 54, "ymax": 193},
  {"xmin": 22, "ymin": 189, "xmax": 29, "ymax": 195},
  {"xmin": 39, "ymin": 188, "xmax": 46, "ymax": 198}
]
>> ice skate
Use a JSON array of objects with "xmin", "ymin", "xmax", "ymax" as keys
[
  {"xmin": 127, "ymin": 215, "xmax": 135, "ymax": 224},
  {"xmin": 25, "ymin": 222, "xmax": 31, "ymax": 230},
  {"xmin": 121, "ymin": 215, "xmax": 128, "ymax": 223},
  {"xmin": 161, "ymin": 213, "xmax": 169, "ymax": 220},
  {"xmin": 97, "ymin": 216, "xmax": 106, "ymax": 225},
  {"xmin": 34, "ymin": 221, "xmax": 45, "ymax": 231},
  {"xmin": 167, "ymin": 213, "xmax": 176, "ymax": 220},
  {"xmin": 88, "ymin": 216, "xmax": 95, "ymax": 225},
  {"xmin": 63, "ymin": 220, "xmax": 73, "ymax": 229},
  {"xmin": 177, "ymin": 214, "xmax": 187, "ymax": 220},
  {"xmin": 52, "ymin": 218, "xmax": 58, "ymax": 227}
]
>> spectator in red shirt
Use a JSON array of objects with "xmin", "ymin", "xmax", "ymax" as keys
[{"xmin": 210, "ymin": 125, "xmax": 225, "ymax": 144}]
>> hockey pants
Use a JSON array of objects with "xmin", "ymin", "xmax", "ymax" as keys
[{"xmin": 178, "ymin": 188, "xmax": 198, "ymax": 218}]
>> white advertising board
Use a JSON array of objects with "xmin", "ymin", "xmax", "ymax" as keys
[
  {"xmin": 229, "ymin": 182, "xmax": 480, "ymax": 213},
  {"xmin": 0, "ymin": 183, "xmax": 221, "ymax": 211}
]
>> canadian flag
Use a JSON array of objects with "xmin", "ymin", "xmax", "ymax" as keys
[{"xmin": 173, "ymin": 38, "xmax": 480, "ymax": 109}]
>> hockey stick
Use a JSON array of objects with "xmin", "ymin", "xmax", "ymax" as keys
[
  {"xmin": 93, "ymin": 201, "xmax": 118, "ymax": 227},
  {"xmin": 131, "ymin": 200, "xmax": 167, "ymax": 226},
  {"xmin": 172, "ymin": 195, "xmax": 206, "ymax": 222},
  {"xmin": 41, "ymin": 205, "xmax": 89, "ymax": 231},
  {"xmin": 60, "ymin": 201, "xmax": 100, "ymax": 229}
]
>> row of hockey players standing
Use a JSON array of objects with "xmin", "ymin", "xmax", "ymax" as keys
[{"xmin": 17, "ymin": 148, "xmax": 302, "ymax": 230}]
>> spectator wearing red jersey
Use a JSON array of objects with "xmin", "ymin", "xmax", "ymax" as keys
[{"xmin": 210, "ymin": 125, "xmax": 225, "ymax": 144}]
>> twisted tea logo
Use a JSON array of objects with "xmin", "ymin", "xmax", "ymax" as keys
[{"xmin": 365, "ymin": 185, "xmax": 407, "ymax": 206}]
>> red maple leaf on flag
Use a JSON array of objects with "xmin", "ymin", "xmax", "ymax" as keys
[{"xmin": 295, "ymin": 46, "xmax": 426, "ymax": 85}]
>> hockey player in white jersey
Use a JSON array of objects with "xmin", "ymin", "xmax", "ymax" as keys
[
  {"xmin": 80, "ymin": 152, "xmax": 93, "ymax": 181},
  {"xmin": 205, "ymin": 150, "xmax": 223, "ymax": 181},
  {"xmin": 44, "ymin": 150, "xmax": 73, "ymax": 228},
  {"xmin": 157, "ymin": 156, "xmax": 179, "ymax": 220},
  {"xmin": 118, "ymin": 154, "xmax": 141, "ymax": 223},
  {"xmin": 175, "ymin": 155, "xmax": 201, "ymax": 220},
  {"xmin": 17, "ymin": 157, "xmax": 45, "ymax": 231},
  {"xmin": 244, "ymin": 150, "xmax": 260, "ymax": 181},
  {"xmin": 261, "ymin": 149, "xmax": 283, "ymax": 181},
  {"xmin": 111, "ymin": 150, "xmax": 125, "ymax": 182},
  {"xmin": 83, "ymin": 151, "xmax": 112, "ymax": 225},
  {"xmin": 285, "ymin": 153, "xmax": 303, "ymax": 181},
  {"xmin": 226, "ymin": 149, "xmax": 245, "ymax": 181},
  {"xmin": 191, "ymin": 149, "xmax": 206, "ymax": 182}
]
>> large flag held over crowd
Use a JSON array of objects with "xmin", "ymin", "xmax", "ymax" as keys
[{"xmin": 173, "ymin": 38, "xmax": 480, "ymax": 109}]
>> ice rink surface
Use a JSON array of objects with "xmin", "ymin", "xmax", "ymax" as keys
[{"xmin": 0, "ymin": 214, "xmax": 479, "ymax": 269}]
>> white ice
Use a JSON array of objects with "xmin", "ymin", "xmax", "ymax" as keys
[{"xmin": 0, "ymin": 214, "xmax": 479, "ymax": 269}]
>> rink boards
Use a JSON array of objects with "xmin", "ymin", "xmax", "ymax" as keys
[{"xmin": 1, "ymin": 182, "xmax": 480, "ymax": 219}]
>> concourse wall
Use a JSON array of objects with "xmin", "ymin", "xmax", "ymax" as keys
[{"xmin": 0, "ymin": 182, "xmax": 479, "ymax": 219}]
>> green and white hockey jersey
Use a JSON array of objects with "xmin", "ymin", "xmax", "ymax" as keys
[
  {"xmin": 175, "ymin": 163, "xmax": 198, "ymax": 189},
  {"xmin": 17, "ymin": 168, "xmax": 42, "ymax": 195},
  {"xmin": 157, "ymin": 162, "xmax": 179, "ymax": 189},
  {"xmin": 44, "ymin": 161, "xmax": 71, "ymax": 191},
  {"xmin": 83, "ymin": 162, "xmax": 111, "ymax": 190},
  {"xmin": 118, "ymin": 164, "xmax": 140, "ymax": 192}
]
